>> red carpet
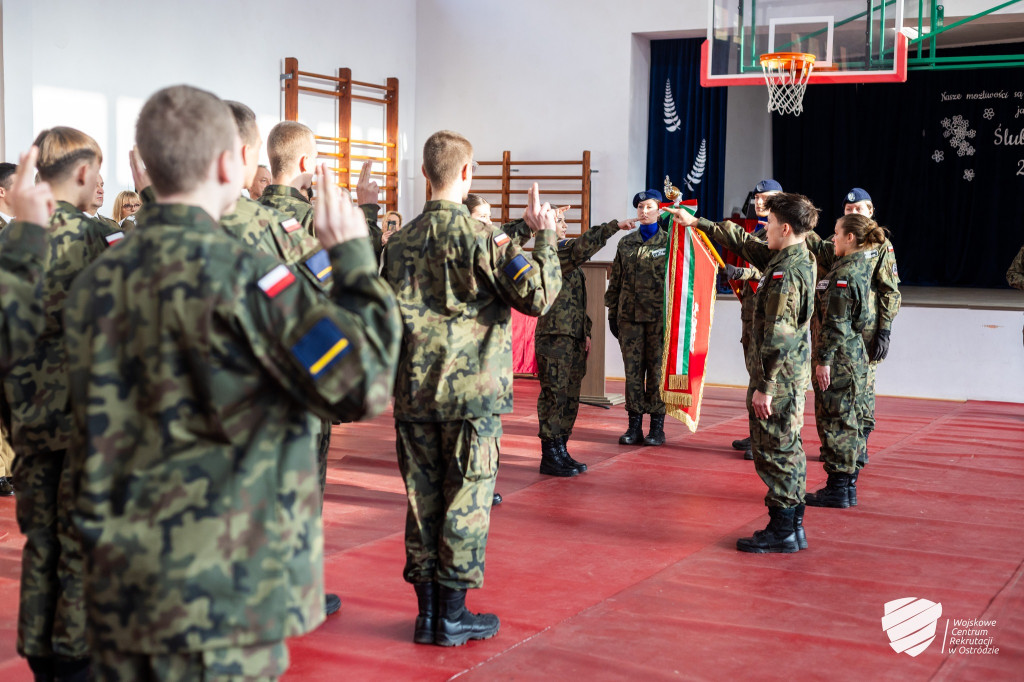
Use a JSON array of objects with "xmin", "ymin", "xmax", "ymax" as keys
[{"xmin": 0, "ymin": 380, "xmax": 1020, "ymax": 680}]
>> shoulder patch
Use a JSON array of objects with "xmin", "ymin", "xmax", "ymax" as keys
[
  {"xmin": 291, "ymin": 318, "xmax": 350, "ymax": 378},
  {"xmin": 105, "ymin": 231, "xmax": 125, "ymax": 246},
  {"xmin": 304, "ymin": 249, "xmax": 333, "ymax": 282},
  {"xmin": 282, "ymin": 218, "xmax": 302, "ymax": 233},
  {"xmin": 258, "ymin": 264, "xmax": 296, "ymax": 298},
  {"xmin": 772, "ymin": 271, "xmax": 785, "ymax": 280},
  {"xmin": 816, "ymin": 279, "xmax": 829, "ymax": 291},
  {"xmin": 503, "ymin": 254, "xmax": 533, "ymax": 282},
  {"xmin": 836, "ymin": 280, "xmax": 848, "ymax": 288},
  {"xmin": 864, "ymin": 249, "xmax": 878, "ymax": 259},
  {"xmin": 887, "ymin": 244, "xmax": 894, "ymax": 252},
  {"xmin": 892, "ymin": 263, "xmax": 898, "ymax": 276},
  {"xmin": 557, "ymin": 238, "xmax": 574, "ymax": 248},
  {"xmin": 493, "ymin": 232, "xmax": 511, "ymax": 247}
]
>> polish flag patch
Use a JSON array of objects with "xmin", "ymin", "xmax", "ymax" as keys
[
  {"xmin": 258, "ymin": 264, "xmax": 296, "ymax": 298},
  {"xmin": 837, "ymin": 280, "xmax": 848, "ymax": 288},
  {"xmin": 493, "ymin": 232, "xmax": 510, "ymax": 247},
  {"xmin": 282, "ymin": 218, "xmax": 302, "ymax": 233},
  {"xmin": 772, "ymin": 271, "xmax": 785, "ymax": 280},
  {"xmin": 887, "ymin": 244, "xmax": 894, "ymax": 252},
  {"xmin": 105, "ymin": 231, "xmax": 125, "ymax": 246}
]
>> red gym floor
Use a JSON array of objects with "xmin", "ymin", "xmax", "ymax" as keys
[{"xmin": 0, "ymin": 380, "xmax": 1020, "ymax": 680}]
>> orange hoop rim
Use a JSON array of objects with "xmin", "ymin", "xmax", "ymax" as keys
[{"xmin": 760, "ymin": 52, "xmax": 816, "ymax": 70}]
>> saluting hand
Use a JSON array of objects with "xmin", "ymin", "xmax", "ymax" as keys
[
  {"xmin": 617, "ymin": 219, "xmax": 638, "ymax": 231},
  {"xmin": 524, "ymin": 183, "xmax": 556, "ymax": 234},
  {"xmin": 9, "ymin": 147, "xmax": 55, "ymax": 227},
  {"xmin": 356, "ymin": 160, "xmax": 380, "ymax": 206},
  {"xmin": 315, "ymin": 163, "xmax": 368, "ymax": 248},
  {"xmin": 129, "ymin": 146, "xmax": 151, "ymax": 193}
]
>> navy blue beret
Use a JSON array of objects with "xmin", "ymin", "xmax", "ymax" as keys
[
  {"xmin": 843, "ymin": 187, "xmax": 872, "ymax": 205},
  {"xmin": 632, "ymin": 189, "xmax": 664, "ymax": 208},
  {"xmin": 754, "ymin": 179, "xmax": 783, "ymax": 194}
]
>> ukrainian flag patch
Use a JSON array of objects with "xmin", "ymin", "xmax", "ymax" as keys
[
  {"xmin": 292, "ymin": 318, "xmax": 351, "ymax": 378},
  {"xmin": 305, "ymin": 249, "xmax": 333, "ymax": 282},
  {"xmin": 503, "ymin": 254, "xmax": 533, "ymax": 282},
  {"xmin": 557, "ymin": 238, "xmax": 574, "ymax": 248}
]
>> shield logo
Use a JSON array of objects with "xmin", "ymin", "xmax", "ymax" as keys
[{"xmin": 881, "ymin": 598, "xmax": 943, "ymax": 657}]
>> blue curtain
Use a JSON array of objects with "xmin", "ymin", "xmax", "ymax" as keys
[{"xmin": 647, "ymin": 39, "xmax": 728, "ymax": 220}]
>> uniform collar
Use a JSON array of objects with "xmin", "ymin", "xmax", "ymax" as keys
[
  {"xmin": 133, "ymin": 202, "xmax": 220, "ymax": 231},
  {"xmin": 262, "ymin": 184, "xmax": 310, "ymax": 204},
  {"xmin": 422, "ymin": 199, "xmax": 470, "ymax": 215}
]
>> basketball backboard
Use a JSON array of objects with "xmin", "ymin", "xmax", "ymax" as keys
[{"xmin": 701, "ymin": 0, "xmax": 909, "ymax": 86}]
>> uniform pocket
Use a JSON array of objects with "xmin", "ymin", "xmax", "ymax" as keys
[
  {"xmin": 827, "ymin": 295, "xmax": 849, "ymax": 318},
  {"xmin": 767, "ymin": 292, "xmax": 788, "ymax": 318}
]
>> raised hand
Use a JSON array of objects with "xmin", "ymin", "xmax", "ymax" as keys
[
  {"xmin": 665, "ymin": 206, "xmax": 698, "ymax": 227},
  {"xmin": 9, "ymin": 147, "xmax": 55, "ymax": 227},
  {"xmin": 617, "ymin": 219, "xmax": 638, "ymax": 231},
  {"xmin": 355, "ymin": 160, "xmax": 380, "ymax": 206},
  {"xmin": 523, "ymin": 183, "xmax": 556, "ymax": 234},
  {"xmin": 129, "ymin": 146, "xmax": 151, "ymax": 192},
  {"xmin": 315, "ymin": 163, "xmax": 369, "ymax": 248}
]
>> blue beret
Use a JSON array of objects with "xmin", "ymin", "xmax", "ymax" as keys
[
  {"xmin": 843, "ymin": 187, "xmax": 872, "ymax": 205},
  {"xmin": 754, "ymin": 179, "xmax": 783, "ymax": 194},
  {"xmin": 632, "ymin": 189, "xmax": 664, "ymax": 208}
]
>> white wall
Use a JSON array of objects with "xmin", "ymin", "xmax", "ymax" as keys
[{"xmin": 1, "ymin": 0, "xmax": 419, "ymax": 217}]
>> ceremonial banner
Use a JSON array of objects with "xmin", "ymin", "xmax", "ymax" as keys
[{"xmin": 661, "ymin": 214, "xmax": 718, "ymax": 432}]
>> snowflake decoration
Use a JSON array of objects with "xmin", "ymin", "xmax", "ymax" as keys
[
  {"xmin": 940, "ymin": 115, "xmax": 977, "ymax": 158},
  {"xmin": 984, "ymin": 108, "xmax": 995, "ymax": 120},
  {"xmin": 932, "ymin": 150, "xmax": 944, "ymax": 162},
  {"xmin": 963, "ymin": 169, "xmax": 975, "ymax": 182}
]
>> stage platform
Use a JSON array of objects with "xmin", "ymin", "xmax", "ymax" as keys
[{"xmin": 0, "ymin": 380, "xmax": 1019, "ymax": 680}]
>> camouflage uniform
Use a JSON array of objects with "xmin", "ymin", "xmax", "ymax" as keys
[
  {"xmin": 1, "ymin": 202, "xmax": 118, "ymax": 663},
  {"xmin": 536, "ymin": 221, "xmax": 620, "ymax": 439},
  {"xmin": 813, "ymin": 251, "xmax": 874, "ymax": 474},
  {"xmin": 357, "ymin": 202, "xmax": 387, "ymax": 264},
  {"xmin": 1007, "ymin": 245, "xmax": 1024, "ymax": 345},
  {"xmin": 605, "ymin": 227, "xmax": 668, "ymax": 416},
  {"xmin": 221, "ymin": 195, "xmax": 336, "ymax": 502},
  {"xmin": 806, "ymin": 232, "xmax": 900, "ymax": 460},
  {"xmin": 737, "ymin": 224, "xmax": 766, "ymax": 377},
  {"xmin": 697, "ymin": 218, "xmax": 815, "ymax": 509},
  {"xmin": 381, "ymin": 199, "xmax": 561, "ymax": 589},
  {"xmin": 259, "ymin": 184, "xmax": 315, "ymax": 236},
  {"xmin": 63, "ymin": 202, "xmax": 399, "ymax": 664}
]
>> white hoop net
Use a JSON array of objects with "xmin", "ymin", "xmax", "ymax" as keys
[{"xmin": 760, "ymin": 54, "xmax": 815, "ymax": 116}]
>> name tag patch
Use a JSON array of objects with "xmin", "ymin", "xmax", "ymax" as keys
[
  {"xmin": 651, "ymin": 248, "xmax": 667, "ymax": 258},
  {"xmin": 816, "ymin": 279, "xmax": 829, "ymax": 291},
  {"xmin": 258, "ymin": 264, "xmax": 296, "ymax": 298},
  {"xmin": 292, "ymin": 318, "xmax": 350, "ymax": 378},
  {"xmin": 304, "ymin": 249, "xmax": 333, "ymax": 282},
  {"xmin": 503, "ymin": 254, "xmax": 533, "ymax": 282},
  {"xmin": 282, "ymin": 218, "xmax": 302, "ymax": 233},
  {"xmin": 864, "ymin": 249, "xmax": 878, "ymax": 259}
]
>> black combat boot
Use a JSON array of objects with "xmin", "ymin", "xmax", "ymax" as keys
[
  {"xmin": 643, "ymin": 414, "xmax": 666, "ymax": 446},
  {"xmin": 793, "ymin": 503, "xmax": 808, "ymax": 550},
  {"xmin": 413, "ymin": 582, "xmax": 438, "ymax": 644},
  {"xmin": 618, "ymin": 412, "xmax": 644, "ymax": 445},
  {"xmin": 435, "ymin": 585, "xmax": 500, "ymax": 647},
  {"xmin": 849, "ymin": 470, "xmax": 859, "ymax": 507},
  {"xmin": 805, "ymin": 472, "xmax": 852, "ymax": 508},
  {"xmin": 736, "ymin": 507, "xmax": 799, "ymax": 554},
  {"xmin": 492, "ymin": 492, "xmax": 503, "ymax": 506},
  {"xmin": 560, "ymin": 437, "xmax": 587, "ymax": 472},
  {"xmin": 731, "ymin": 436, "xmax": 751, "ymax": 450},
  {"xmin": 324, "ymin": 593, "xmax": 342, "ymax": 616},
  {"xmin": 539, "ymin": 439, "xmax": 578, "ymax": 477},
  {"xmin": 53, "ymin": 658, "xmax": 90, "ymax": 682},
  {"xmin": 744, "ymin": 446, "xmax": 753, "ymax": 460}
]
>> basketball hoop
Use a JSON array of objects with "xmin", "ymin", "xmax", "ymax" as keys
[{"xmin": 760, "ymin": 53, "xmax": 816, "ymax": 116}]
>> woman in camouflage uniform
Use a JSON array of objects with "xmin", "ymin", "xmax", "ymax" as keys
[{"xmin": 805, "ymin": 213, "xmax": 889, "ymax": 509}]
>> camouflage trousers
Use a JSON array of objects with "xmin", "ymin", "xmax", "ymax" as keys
[
  {"xmin": 740, "ymin": 314, "xmax": 757, "ymax": 378},
  {"xmin": 92, "ymin": 639, "xmax": 288, "ymax": 681},
  {"xmin": 396, "ymin": 418, "xmax": 500, "ymax": 589},
  {"xmin": 536, "ymin": 334, "xmax": 587, "ymax": 440},
  {"xmin": 812, "ymin": 367, "xmax": 867, "ymax": 475},
  {"xmin": 747, "ymin": 386, "xmax": 807, "ymax": 509},
  {"xmin": 318, "ymin": 419, "xmax": 331, "ymax": 510},
  {"xmin": 618, "ymin": 319, "xmax": 665, "ymax": 415},
  {"xmin": 0, "ymin": 421, "xmax": 14, "ymax": 477},
  {"xmin": 13, "ymin": 450, "xmax": 87, "ymax": 659}
]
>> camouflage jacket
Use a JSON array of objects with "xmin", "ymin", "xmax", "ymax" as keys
[
  {"xmin": 382, "ymin": 200, "xmax": 562, "ymax": 422},
  {"xmin": 64, "ymin": 202, "xmax": 400, "ymax": 653},
  {"xmin": 0, "ymin": 221, "xmax": 49, "ymax": 372},
  {"xmin": 358, "ymin": 203, "xmax": 387, "ymax": 264},
  {"xmin": 738, "ymin": 224, "xmax": 766, "ymax": 325},
  {"xmin": 538, "ymin": 220, "xmax": 620, "ymax": 339},
  {"xmin": 259, "ymin": 184, "xmax": 315, "ymax": 236},
  {"xmin": 1008, "ymin": 244, "xmax": 1024, "ymax": 290},
  {"xmin": 698, "ymin": 218, "xmax": 815, "ymax": 395},
  {"xmin": 221, "ymin": 195, "xmax": 332, "ymax": 292},
  {"xmin": 2, "ymin": 201, "xmax": 118, "ymax": 454},
  {"xmin": 0, "ymin": 214, "xmax": 8, "ymax": 230},
  {"xmin": 605, "ymin": 226, "xmax": 668, "ymax": 324},
  {"xmin": 96, "ymin": 214, "xmax": 121, "ymax": 232},
  {"xmin": 806, "ymin": 231, "xmax": 901, "ymax": 340},
  {"xmin": 814, "ymin": 250, "xmax": 873, "ymax": 372}
]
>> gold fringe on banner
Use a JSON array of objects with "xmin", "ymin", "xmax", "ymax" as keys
[
  {"xmin": 667, "ymin": 374, "xmax": 689, "ymax": 390},
  {"xmin": 663, "ymin": 391, "xmax": 693, "ymax": 407}
]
